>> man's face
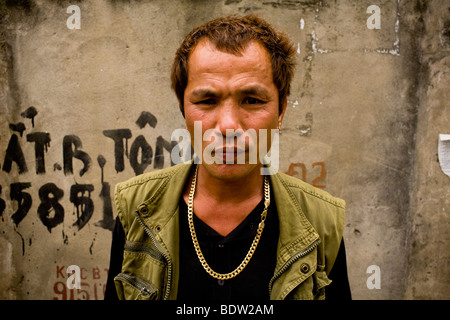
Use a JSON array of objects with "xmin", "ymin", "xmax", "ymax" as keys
[{"xmin": 184, "ymin": 39, "xmax": 285, "ymax": 181}]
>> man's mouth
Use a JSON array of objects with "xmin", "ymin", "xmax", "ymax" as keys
[{"xmin": 213, "ymin": 147, "xmax": 247, "ymax": 162}]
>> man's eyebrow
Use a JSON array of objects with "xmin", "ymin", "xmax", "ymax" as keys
[
  {"xmin": 189, "ymin": 88, "xmax": 220, "ymax": 98},
  {"xmin": 239, "ymin": 86, "xmax": 270, "ymax": 97},
  {"xmin": 189, "ymin": 86, "xmax": 270, "ymax": 98}
]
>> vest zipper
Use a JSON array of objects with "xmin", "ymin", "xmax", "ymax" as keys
[
  {"xmin": 135, "ymin": 211, "xmax": 173, "ymax": 300},
  {"xmin": 268, "ymin": 238, "xmax": 321, "ymax": 298},
  {"xmin": 124, "ymin": 241, "xmax": 165, "ymax": 262},
  {"xmin": 114, "ymin": 273, "xmax": 158, "ymax": 299}
]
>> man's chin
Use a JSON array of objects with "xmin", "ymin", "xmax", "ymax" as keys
[{"xmin": 198, "ymin": 162, "xmax": 263, "ymax": 182}]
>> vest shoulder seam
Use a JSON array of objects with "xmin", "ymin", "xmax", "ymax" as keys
[{"xmin": 275, "ymin": 172, "xmax": 345, "ymax": 209}]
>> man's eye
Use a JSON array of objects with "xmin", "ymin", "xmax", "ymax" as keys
[
  {"xmin": 243, "ymin": 97, "xmax": 263, "ymax": 105},
  {"xmin": 197, "ymin": 98, "xmax": 216, "ymax": 105}
]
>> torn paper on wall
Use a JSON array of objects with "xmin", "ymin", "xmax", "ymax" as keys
[{"xmin": 438, "ymin": 134, "xmax": 450, "ymax": 177}]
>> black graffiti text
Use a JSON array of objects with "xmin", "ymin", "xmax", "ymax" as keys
[{"xmin": 1, "ymin": 109, "xmax": 176, "ymax": 233}]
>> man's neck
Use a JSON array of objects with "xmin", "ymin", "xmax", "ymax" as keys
[
  {"xmin": 183, "ymin": 164, "xmax": 265, "ymax": 236},
  {"xmin": 196, "ymin": 164, "xmax": 264, "ymax": 203}
]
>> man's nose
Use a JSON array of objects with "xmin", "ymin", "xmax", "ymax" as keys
[{"xmin": 216, "ymin": 101, "xmax": 242, "ymax": 135}]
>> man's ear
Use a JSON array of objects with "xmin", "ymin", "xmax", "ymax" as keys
[{"xmin": 278, "ymin": 98, "xmax": 288, "ymax": 124}]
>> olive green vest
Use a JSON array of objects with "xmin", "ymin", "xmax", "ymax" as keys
[{"xmin": 113, "ymin": 163, "xmax": 345, "ymax": 300}]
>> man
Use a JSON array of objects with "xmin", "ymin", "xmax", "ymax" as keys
[{"xmin": 105, "ymin": 14, "xmax": 351, "ymax": 300}]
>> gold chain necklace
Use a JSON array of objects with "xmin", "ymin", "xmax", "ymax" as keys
[{"xmin": 187, "ymin": 165, "xmax": 270, "ymax": 280}]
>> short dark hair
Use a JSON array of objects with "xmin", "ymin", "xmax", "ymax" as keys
[{"xmin": 171, "ymin": 14, "xmax": 296, "ymax": 116}]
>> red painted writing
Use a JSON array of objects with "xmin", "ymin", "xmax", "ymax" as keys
[
  {"xmin": 53, "ymin": 265, "xmax": 108, "ymax": 300},
  {"xmin": 285, "ymin": 162, "xmax": 326, "ymax": 189}
]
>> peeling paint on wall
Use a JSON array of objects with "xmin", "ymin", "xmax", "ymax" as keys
[{"xmin": 438, "ymin": 134, "xmax": 450, "ymax": 177}]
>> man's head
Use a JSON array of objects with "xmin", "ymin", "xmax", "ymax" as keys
[{"xmin": 171, "ymin": 14, "xmax": 296, "ymax": 116}]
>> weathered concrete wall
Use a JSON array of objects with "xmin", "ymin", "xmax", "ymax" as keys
[
  {"xmin": 0, "ymin": 0, "xmax": 448, "ymax": 300},
  {"xmin": 404, "ymin": 0, "xmax": 450, "ymax": 300}
]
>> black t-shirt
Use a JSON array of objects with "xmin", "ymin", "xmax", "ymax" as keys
[
  {"xmin": 105, "ymin": 194, "xmax": 351, "ymax": 300},
  {"xmin": 177, "ymin": 196, "xmax": 279, "ymax": 300}
]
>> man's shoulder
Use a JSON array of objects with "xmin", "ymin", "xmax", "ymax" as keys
[
  {"xmin": 273, "ymin": 172, "xmax": 346, "ymax": 259},
  {"xmin": 273, "ymin": 171, "xmax": 345, "ymax": 209},
  {"xmin": 114, "ymin": 163, "xmax": 192, "ymax": 233}
]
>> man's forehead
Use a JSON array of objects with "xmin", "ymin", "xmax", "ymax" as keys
[
  {"xmin": 189, "ymin": 38, "xmax": 270, "ymax": 63},
  {"xmin": 187, "ymin": 39, "xmax": 272, "ymax": 80}
]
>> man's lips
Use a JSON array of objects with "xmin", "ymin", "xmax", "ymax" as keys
[
  {"xmin": 213, "ymin": 148, "xmax": 247, "ymax": 162},
  {"xmin": 213, "ymin": 147, "xmax": 246, "ymax": 155},
  {"xmin": 214, "ymin": 147, "xmax": 246, "ymax": 154}
]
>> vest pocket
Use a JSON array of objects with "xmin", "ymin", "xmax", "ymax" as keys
[
  {"xmin": 312, "ymin": 269, "xmax": 332, "ymax": 300},
  {"xmin": 114, "ymin": 273, "xmax": 158, "ymax": 300}
]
